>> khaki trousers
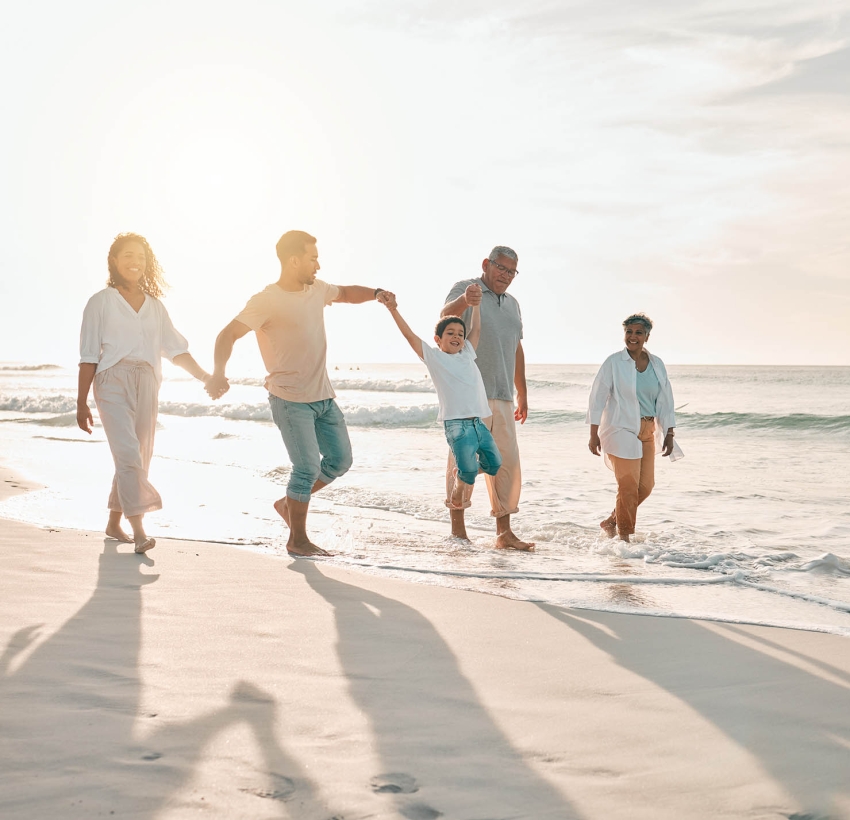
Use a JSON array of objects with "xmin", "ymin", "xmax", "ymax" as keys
[
  {"xmin": 608, "ymin": 418, "xmax": 656, "ymax": 536},
  {"xmin": 445, "ymin": 399, "xmax": 521, "ymax": 518},
  {"xmin": 93, "ymin": 360, "xmax": 162, "ymax": 518}
]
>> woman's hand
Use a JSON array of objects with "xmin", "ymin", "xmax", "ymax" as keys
[
  {"xmin": 77, "ymin": 402, "xmax": 93, "ymax": 434},
  {"xmin": 662, "ymin": 430, "xmax": 675, "ymax": 456},
  {"xmin": 588, "ymin": 430, "xmax": 602, "ymax": 456},
  {"xmin": 205, "ymin": 373, "xmax": 230, "ymax": 401}
]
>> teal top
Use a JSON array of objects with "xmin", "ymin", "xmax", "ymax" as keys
[{"xmin": 636, "ymin": 362, "xmax": 660, "ymax": 417}]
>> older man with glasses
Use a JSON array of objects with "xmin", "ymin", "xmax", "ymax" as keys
[{"xmin": 441, "ymin": 246, "xmax": 534, "ymax": 551}]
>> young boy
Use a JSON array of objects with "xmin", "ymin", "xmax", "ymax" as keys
[{"xmin": 378, "ymin": 287, "xmax": 502, "ymax": 509}]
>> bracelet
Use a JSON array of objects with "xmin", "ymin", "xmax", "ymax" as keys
[{"xmin": 374, "ymin": 288, "xmax": 385, "ymax": 299}]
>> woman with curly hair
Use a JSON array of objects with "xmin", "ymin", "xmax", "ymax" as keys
[
  {"xmin": 76, "ymin": 233, "xmax": 214, "ymax": 553},
  {"xmin": 586, "ymin": 313, "xmax": 684, "ymax": 542}
]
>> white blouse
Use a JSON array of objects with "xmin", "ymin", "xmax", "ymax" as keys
[
  {"xmin": 586, "ymin": 348, "xmax": 684, "ymax": 467},
  {"xmin": 79, "ymin": 288, "xmax": 189, "ymax": 383}
]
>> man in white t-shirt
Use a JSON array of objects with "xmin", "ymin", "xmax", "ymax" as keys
[
  {"xmin": 205, "ymin": 230, "xmax": 386, "ymax": 557},
  {"xmin": 377, "ymin": 286, "xmax": 502, "ymax": 511}
]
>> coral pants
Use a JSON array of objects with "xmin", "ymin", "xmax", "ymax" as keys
[{"xmin": 608, "ymin": 419, "xmax": 656, "ymax": 536}]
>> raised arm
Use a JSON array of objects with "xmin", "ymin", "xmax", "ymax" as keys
[
  {"xmin": 467, "ymin": 302, "xmax": 481, "ymax": 350},
  {"xmin": 206, "ymin": 319, "xmax": 251, "ymax": 400},
  {"xmin": 377, "ymin": 291, "xmax": 424, "ymax": 359},
  {"xmin": 441, "ymin": 283, "xmax": 482, "ymax": 317},
  {"xmin": 333, "ymin": 285, "xmax": 385, "ymax": 305}
]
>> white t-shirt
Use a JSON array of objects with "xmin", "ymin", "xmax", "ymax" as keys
[
  {"xmin": 420, "ymin": 341, "xmax": 492, "ymax": 422},
  {"xmin": 79, "ymin": 288, "xmax": 189, "ymax": 383}
]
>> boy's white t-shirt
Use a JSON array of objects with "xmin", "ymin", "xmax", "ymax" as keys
[{"xmin": 420, "ymin": 341, "xmax": 492, "ymax": 422}]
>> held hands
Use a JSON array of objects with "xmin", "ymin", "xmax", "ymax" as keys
[
  {"xmin": 465, "ymin": 283, "xmax": 482, "ymax": 307},
  {"xmin": 205, "ymin": 373, "xmax": 230, "ymax": 401},
  {"xmin": 77, "ymin": 402, "xmax": 93, "ymax": 434},
  {"xmin": 377, "ymin": 290, "xmax": 397, "ymax": 310}
]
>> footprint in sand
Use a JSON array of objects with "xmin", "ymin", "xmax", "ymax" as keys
[
  {"xmin": 240, "ymin": 773, "xmax": 296, "ymax": 801},
  {"xmin": 400, "ymin": 804, "xmax": 443, "ymax": 820},
  {"xmin": 370, "ymin": 772, "xmax": 419, "ymax": 794},
  {"xmin": 786, "ymin": 814, "xmax": 832, "ymax": 820}
]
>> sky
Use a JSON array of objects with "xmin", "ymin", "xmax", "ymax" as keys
[{"xmin": 1, "ymin": 0, "xmax": 848, "ymax": 368}]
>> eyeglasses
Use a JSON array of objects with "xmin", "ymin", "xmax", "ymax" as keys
[{"xmin": 489, "ymin": 260, "xmax": 519, "ymax": 277}]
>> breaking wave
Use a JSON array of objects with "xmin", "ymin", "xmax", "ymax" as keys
[
  {"xmin": 156, "ymin": 401, "xmax": 438, "ymax": 427},
  {"xmin": 229, "ymin": 376, "xmax": 435, "ymax": 393},
  {"xmin": 0, "ymin": 364, "xmax": 61, "ymax": 371}
]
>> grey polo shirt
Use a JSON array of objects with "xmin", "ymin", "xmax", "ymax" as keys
[{"xmin": 444, "ymin": 277, "xmax": 523, "ymax": 402}]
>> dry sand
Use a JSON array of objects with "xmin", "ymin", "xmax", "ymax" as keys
[{"xmin": 1, "ymin": 466, "xmax": 849, "ymax": 820}]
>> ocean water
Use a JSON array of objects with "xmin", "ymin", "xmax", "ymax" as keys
[{"xmin": 1, "ymin": 361, "xmax": 849, "ymax": 635}]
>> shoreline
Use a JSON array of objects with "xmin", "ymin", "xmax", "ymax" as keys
[
  {"xmin": 2, "ymin": 458, "xmax": 850, "ymax": 638},
  {"xmin": 1, "ymin": 463, "xmax": 849, "ymax": 818},
  {"xmin": 0, "ymin": 464, "xmax": 41, "ymax": 501}
]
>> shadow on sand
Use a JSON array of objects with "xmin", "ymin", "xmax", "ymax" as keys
[
  {"xmin": 292, "ymin": 560, "xmax": 584, "ymax": 820},
  {"xmin": 538, "ymin": 604, "xmax": 850, "ymax": 819},
  {"xmin": 0, "ymin": 542, "xmax": 334, "ymax": 819}
]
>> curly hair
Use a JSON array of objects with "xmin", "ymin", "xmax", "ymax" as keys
[
  {"xmin": 622, "ymin": 312, "xmax": 653, "ymax": 333},
  {"xmin": 106, "ymin": 233, "xmax": 168, "ymax": 298}
]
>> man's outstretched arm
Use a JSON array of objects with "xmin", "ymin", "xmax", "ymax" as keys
[{"xmin": 333, "ymin": 285, "xmax": 385, "ymax": 304}]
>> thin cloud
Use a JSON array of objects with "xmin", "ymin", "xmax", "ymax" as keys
[{"xmin": 743, "ymin": 45, "xmax": 850, "ymax": 95}]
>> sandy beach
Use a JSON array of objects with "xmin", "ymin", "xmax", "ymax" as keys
[{"xmin": 1, "ymin": 467, "xmax": 849, "ymax": 820}]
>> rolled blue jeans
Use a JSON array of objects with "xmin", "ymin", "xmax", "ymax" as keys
[
  {"xmin": 444, "ymin": 417, "xmax": 502, "ymax": 486},
  {"xmin": 269, "ymin": 396, "xmax": 353, "ymax": 502}
]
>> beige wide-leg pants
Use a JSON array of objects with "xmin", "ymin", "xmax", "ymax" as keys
[
  {"xmin": 445, "ymin": 398, "xmax": 521, "ymax": 518},
  {"xmin": 608, "ymin": 418, "xmax": 656, "ymax": 536},
  {"xmin": 93, "ymin": 359, "xmax": 162, "ymax": 517}
]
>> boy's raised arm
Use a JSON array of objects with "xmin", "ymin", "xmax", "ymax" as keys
[
  {"xmin": 377, "ymin": 291, "xmax": 424, "ymax": 359},
  {"xmin": 467, "ymin": 295, "xmax": 482, "ymax": 350}
]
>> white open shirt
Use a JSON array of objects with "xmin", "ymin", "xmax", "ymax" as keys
[
  {"xmin": 586, "ymin": 348, "xmax": 684, "ymax": 467},
  {"xmin": 79, "ymin": 288, "xmax": 189, "ymax": 383}
]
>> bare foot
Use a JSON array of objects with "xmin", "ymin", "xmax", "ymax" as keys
[
  {"xmin": 286, "ymin": 536, "xmax": 333, "ymax": 558},
  {"xmin": 273, "ymin": 497, "xmax": 291, "ymax": 527},
  {"xmin": 106, "ymin": 524, "xmax": 134, "ymax": 543},
  {"xmin": 618, "ymin": 532, "xmax": 631, "ymax": 543},
  {"xmin": 134, "ymin": 537, "xmax": 156, "ymax": 554},
  {"xmin": 600, "ymin": 516, "xmax": 617, "ymax": 538},
  {"xmin": 495, "ymin": 531, "xmax": 535, "ymax": 552}
]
